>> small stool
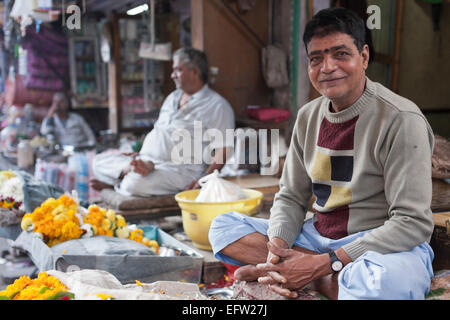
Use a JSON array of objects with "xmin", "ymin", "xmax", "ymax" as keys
[{"xmin": 97, "ymin": 189, "xmax": 181, "ymax": 223}]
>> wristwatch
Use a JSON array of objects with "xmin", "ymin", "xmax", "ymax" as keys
[{"xmin": 328, "ymin": 251, "xmax": 344, "ymax": 272}]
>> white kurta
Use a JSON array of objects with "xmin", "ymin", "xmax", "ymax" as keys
[
  {"xmin": 93, "ymin": 85, "xmax": 235, "ymax": 196},
  {"xmin": 40, "ymin": 113, "xmax": 96, "ymax": 147}
]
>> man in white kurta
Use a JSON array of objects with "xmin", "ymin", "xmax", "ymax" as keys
[
  {"xmin": 91, "ymin": 48, "xmax": 235, "ymax": 196},
  {"xmin": 40, "ymin": 92, "xmax": 96, "ymax": 148}
]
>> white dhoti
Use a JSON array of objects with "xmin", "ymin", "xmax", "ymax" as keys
[
  {"xmin": 92, "ymin": 85, "xmax": 235, "ymax": 197},
  {"xmin": 92, "ymin": 151, "xmax": 203, "ymax": 196}
]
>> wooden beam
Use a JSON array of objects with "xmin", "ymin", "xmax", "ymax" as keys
[
  {"xmin": 191, "ymin": 0, "xmax": 205, "ymax": 51},
  {"xmin": 108, "ymin": 13, "xmax": 121, "ymax": 133},
  {"xmin": 390, "ymin": 0, "xmax": 404, "ymax": 93}
]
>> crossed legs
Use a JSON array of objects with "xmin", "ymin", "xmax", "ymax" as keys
[{"xmin": 220, "ymin": 232, "xmax": 339, "ymax": 300}]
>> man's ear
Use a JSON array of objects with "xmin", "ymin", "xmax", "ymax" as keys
[
  {"xmin": 361, "ymin": 44, "xmax": 370, "ymax": 70},
  {"xmin": 191, "ymin": 66, "xmax": 201, "ymax": 80}
]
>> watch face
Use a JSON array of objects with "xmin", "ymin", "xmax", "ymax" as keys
[{"xmin": 332, "ymin": 260, "xmax": 343, "ymax": 272}]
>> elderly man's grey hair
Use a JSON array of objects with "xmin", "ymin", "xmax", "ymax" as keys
[{"xmin": 173, "ymin": 47, "xmax": 209, "ymax": 84}]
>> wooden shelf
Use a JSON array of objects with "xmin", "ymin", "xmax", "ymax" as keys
[{"xmin": 108, "ymin": 12, "xmax": 179, "ymax": 134}]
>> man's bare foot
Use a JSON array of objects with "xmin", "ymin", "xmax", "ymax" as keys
[
  {"xmin": 90, "ymin": 179, "xmax": 113, "ymax": 191},
  {"xmin": 234, "ymin": 265, "xmax": 267, "ymax": 282}
]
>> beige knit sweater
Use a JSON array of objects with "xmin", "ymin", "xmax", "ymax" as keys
[{"xmin": 267, "ymin": 78, "xmax": 435, "ymax": 260}]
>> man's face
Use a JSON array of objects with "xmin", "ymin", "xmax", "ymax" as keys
[
  {"xmin": 52, "ymin": 95, "xmax": 68, "ymax": 115},
  {"xmin": 307, "ymin": 32, "xmax": 369, "ymax": 109},
  {"xmin": 171, "ymin": 58, "xmax": 197, "ymax": 91}
]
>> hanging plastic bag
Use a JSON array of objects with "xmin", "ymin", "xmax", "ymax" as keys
[
  {"xmin": 195, "ymin": 170, "xmax": 249, "ymax": 203},
  {"xmin": 262, "ymin": 44, "xmax": 289, "ymax": 88}
]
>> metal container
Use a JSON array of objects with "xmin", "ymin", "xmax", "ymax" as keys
[{"xmin": 13, "ymin": 228, "xmax": 204, "ymax": 285}]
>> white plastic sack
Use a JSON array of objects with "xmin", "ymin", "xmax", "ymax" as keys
[
  {"xmin": 47, "ymin": 269, "xmax": 208, "ymax": 300},
  {"xmin": 195, "ymin": 170, "xmax": 249, "ymax": 203}
]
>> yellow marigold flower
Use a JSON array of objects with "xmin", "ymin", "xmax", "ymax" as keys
[
  {"xmin": 147, "ymin": 240, "xmax": 160, "ymax": 254},
  {"xmin": 101, "ymin": 219, "xmax": 113, "ymax": 230},
  {"xmin": 84, "ymin": 206, "xmax": 105, "ymax": 228},
  {"xmin": 88, "ymin": 204, "xmax": 99, "ymax": 212},
  {"xmin": 21, "ymin": 216, "xmax": 34, "ymax": 232},
  {"xmin": 1, "ymin": 201, "xmax": 14, "ymax": 209},
  {"xmin": 115, "ymin": 226, "xmax": 130, "ymax": 239},
  {"xmin": 129, "ymin": 229, "xmax": 144, "ymax": 242},
  {"xmin": 96, "ymin": 227, "xmax": 107, "ymax": 236},
  {"xmin": 1, "ymin": 272, "xmax": 69, "ymax": 300},
  {"xmin": 106, "ymin": 209, "xmax": 116, "ymax": 221},
  {"xmin": 0, "ymin": 275, "xmax": 32, "ymax": 298},
  {"xmin": 23, "ymin": 213, "xmax": 33, "ymax": 220},
  {"xmin": 41, "ymin": 198, "xmax": 56, "ymax": 208},
  {"xmin": 115, "ymin": 215, "xmax": 126, "ymax": 227},
  {"xmin": 60, "ymin": 221, "xmax": 82, "ymax": 242},
  {"xmin": 51, "ymin": 204, "xmax": 66, "ymax": 216},
  {"xmin": 53, "ymin": 212, "xmax": 69, "ymax": 223}
]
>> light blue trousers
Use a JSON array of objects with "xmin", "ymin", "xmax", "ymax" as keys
[{"xmin": 208, "ymin": 211, "xmax": 434, "ymax": 300}]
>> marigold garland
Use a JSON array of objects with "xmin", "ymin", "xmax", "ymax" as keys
[
  {"xmin": 0, "ymin": 272, "xmax": 73, "ymax": 300},
  {"xmin": 21, "ymin": 195, "xmax": 82, "ymax": 247},
  {"xmin": 21, "ymin": 195, "xmax": 159, "ymax": 252},
  {"xmin": 83, "ymin": 204, "xmax": 158, "ymax": 253}
]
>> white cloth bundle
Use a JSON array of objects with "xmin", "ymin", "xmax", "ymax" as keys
[{"xmin": 47, "ymin": 269, "xmax": 207, "ymax": 300}]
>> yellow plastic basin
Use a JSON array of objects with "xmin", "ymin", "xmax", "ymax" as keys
[{"xmin": 175, "ymin": 189, "xmax": 263, "ymax": 251}]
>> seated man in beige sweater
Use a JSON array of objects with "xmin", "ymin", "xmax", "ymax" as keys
[{"xmin": 208, "ymin": 7, "xmax": 435, "ymax": 300}]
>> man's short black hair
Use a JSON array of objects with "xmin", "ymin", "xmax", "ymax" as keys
[{"xmin": 303, "ymin": 7, "xmax": 366, "ymax": 53}]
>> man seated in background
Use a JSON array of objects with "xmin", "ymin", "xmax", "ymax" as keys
[
  {"xmin": 40, "ymin": 92, "xmax": 96, "ymax": 148},
  {"xmin": 90, "ymin": 47, "xmax": 235, "ymax": 196}
]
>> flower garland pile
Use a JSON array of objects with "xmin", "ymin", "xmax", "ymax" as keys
[
  {"xmin": 0, "ymin": 272, "xmax": 74, "ymax": 300},
  {"xmin": 83, "ymin": 204, "xmax": 159, "ymax": 253},
  {"xmin": 0, "ymin": 170, "xmax": 25, "ymax": 211},
  {"xmin": 20, "ymin": 194, "xmax": 159, "ymax": 253},
  {"xmin": 21, "ymin": 195, "xmax": 82, "ymax": 247}
]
